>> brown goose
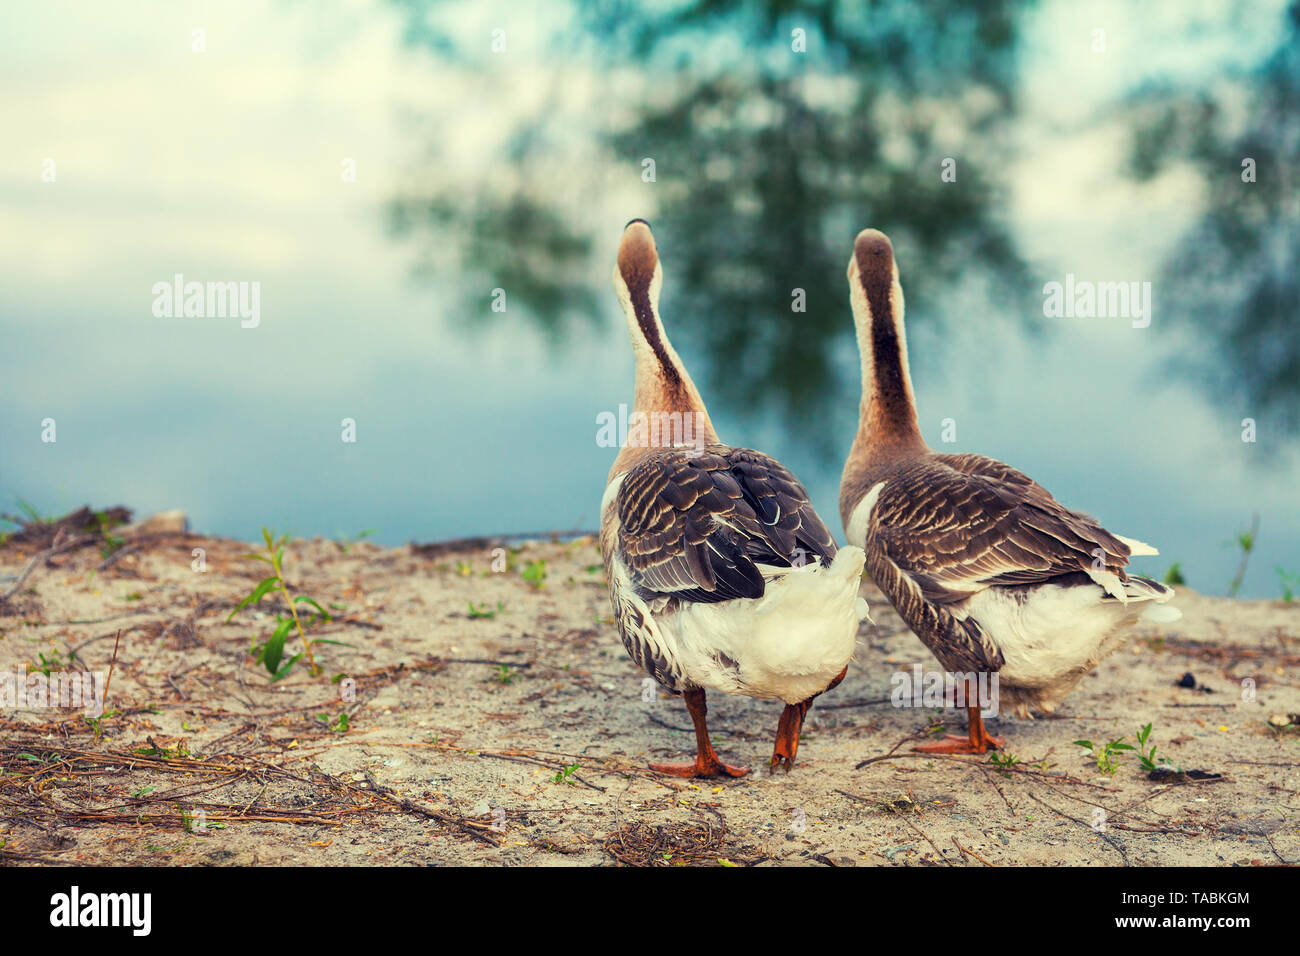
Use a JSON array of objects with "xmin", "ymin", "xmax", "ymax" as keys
[
  {"xmin": 600, "ymin": 220, "xmax": 869, "ymax": 776},
  {"xmin": 839, "ymin": 229, "xmax": 1180, "ymax": 753}
]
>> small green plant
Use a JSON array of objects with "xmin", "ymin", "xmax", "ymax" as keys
[
  {"xmin": 178, "ymin": 806, "xmax": 225, "ymax": 832},
  {"xmin": 1226, "ymin": 514, "xmax": 1259, "ymax": 598},
  {"xmin": 83, "ymin": 709, "xmax": 119, "ymax": 736},
  {"xmin": 455, "ymin": 560, "xmax": 472, "ymax": 577},
  {"xmin": 1072, "ymin": 737, "xmax": 1134, "ymax": 775},
  {"xmin": 552, "ymin": 762, "xmax": 579, "ymax": 784},
  {"xmin": 16, "ymin": 752, "xmax": 59, "ymax": 764},
  {"xmin": 123, "ymin": 592, "xmax": 143, "ymax": 602},
  {"xmin": 16, "ymin": 499, "xmax": 46, "ymax": 523},
  {"xmin": 336, "ymin": 528, "xmax": 377, "ymax": 553},
  {"xmin": 1133, "ymin": 722, "xmax": 1170, "ymax": 772},
  {"xmin": 494, "ymin": 663, "xmax": 516, "ymax": 685},
  {"xmin": 468, "ymin": 600, "xmax": 505, "ymax": 620},
  {"xmin": 84, "ymin": 507, "xmax": 129, "ymax": 557},
  {"xmin": 1163, "ymin": 562, "xmax": 1186, "ymax": 586},
  {"xmin": 989, "ymin": 751, "xmax": 1020, "ymax": 777},
  {"xmin": 317, "ymin": 712, "xmax": 350, "ymax": 734},
  {"xmin": 522, "ymin": 559, "xmax": 548, "ymax": 590},
  {"xmin": 135, "ymin": 739, "xmax": 188, "ymax": 758},
  {"xmin": 3, "ymin": 502, "xmax": 129, "ymax": 548},
  {"xmin": 227, "ymin": 528, "xmax": 334, "ymax": 681},
  {"xmin": 1277, "ymin": 567, "xmax": 1299, "ymax": 603},
  {"xmin": 32, "ymin": 651, "xmax": 63, "ymax": 676}
]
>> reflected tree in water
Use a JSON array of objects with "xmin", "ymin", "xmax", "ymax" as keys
[
  {"xmin": 1126, "ymin": 0, "xmax": 1300, "ymax": 438},
  {"xmin": 387, "ymin": 0, "xmax": 1034, "ymax": 456}
]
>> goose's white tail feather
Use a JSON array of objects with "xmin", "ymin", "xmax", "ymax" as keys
[
  {"xmin": 670, "ymin": 546, "xmax": 868, "ymax": 705},
  {"xmin": 1086, "ymin": 566, "xmax": 1129, "ymax": 601},
  {"xmin": 1116, "ymin": 534, "xmax": 1159, "ymax": 556},
  {"xmin": 969, "ymin": 572, "xmax": 1180, "ymax": 715},
  {"xmin": 1140, "ymin": 603, "xmax": 1183, "ymax": 623}
]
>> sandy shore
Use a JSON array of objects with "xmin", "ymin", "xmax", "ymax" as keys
[{"xmin": 1, "ymin": 523, "xmax": 1297, "ymax": 866}]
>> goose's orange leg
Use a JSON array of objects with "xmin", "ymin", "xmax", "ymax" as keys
[
  {"xmin": 913, "ymin": 704, "xmax": 1005, "ymax": 754},
  {"xmin": 770, "ymin": 665, "xmax": 848, "ymax": 772},
  {"xmin": 770, "ymin": 700, "xmax": 811, "ymax": 772},
  {"xmin": 650, "ymin": 688, "xmax": 749, "ymax": 778}
]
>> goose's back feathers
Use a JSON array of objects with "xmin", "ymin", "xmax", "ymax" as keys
[
  {"xmin": 602, "ymin": 445, "xmax": 865, "ymax": 703},
  {"xmin": 616, "ymin": 445, "xmax": 838, "ymax": 605},
  {"xmin": 867, "ymin": 453, "xmax": 1137, "ymax": 604},
  {"xmin": 845, "ymin": 451, "xmax": 1179, "ymax": 714}
]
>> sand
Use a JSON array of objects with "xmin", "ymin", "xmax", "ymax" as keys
[{"xmin": 1, "ymin": 526, "xmax": 1296, "ymax": 866}]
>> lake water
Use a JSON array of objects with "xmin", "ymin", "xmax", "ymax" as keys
[{"xmin": 2, "ymin": 0, "xmax": 1296, "ymax": 598}]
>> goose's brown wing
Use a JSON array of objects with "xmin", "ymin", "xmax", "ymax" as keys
[
  {"xmin": 617, "ymin": 445, "xmax": 837, "ymax": 604},
  {"xmin": 870, "ymin": 453, "xmax": 1133, "ymax": 605}
]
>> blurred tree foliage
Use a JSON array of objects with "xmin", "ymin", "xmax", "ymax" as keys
[
  {"xmin": 387, "ymin": 0, "xmax": 1035, "ymax": 455},
  {"xmin": 1126, "ymin": 0, "xmax": 1299, "ymax": 437}
]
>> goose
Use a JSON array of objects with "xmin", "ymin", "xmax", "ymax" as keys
[
  {"xmin": 839, "ymin": 229, "xmax": 1180, "ymax": 753},
  {"xmin": 600, "ymin": 220, "xmax": 869, "ymax": 777}
]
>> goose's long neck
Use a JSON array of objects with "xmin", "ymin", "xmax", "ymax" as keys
[
  {"xmin": 626, "ymin": 289, "xmax": 709, "ymax": 426},
  {"xmin": 611, "ymin": 222, "xmax": 718, "ymax": 478},
  {"xmin": 849, "ymin": 233, "xmax": 925, "ymax": 463}
]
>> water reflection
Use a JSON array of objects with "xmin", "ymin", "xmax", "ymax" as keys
[
  {"xmin": 389, "ymin": 0, "xmax": 1299, "ymax": 464},
  {"xmin": 387, "ymin": 0, "xmax": 1035, "ymax": 457},
  {"xmin": 1127, "ymin": 0, "xmax": 1300, "ymax": 440},
  {"xmin": 0, "ymin": 0, "xmax": 1294, "ymax": 597}
]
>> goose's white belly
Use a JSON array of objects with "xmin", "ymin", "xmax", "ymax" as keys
[
  {"xmin": 959, "ymin": 578, "xmax": 1181, "ymax": 694},
  {"xmin": 962, "ymin": 585, "xmax": 1125, "ymax": 689},
  {"xmin": 661, "ymin": 547, "xmax": 868, "ymax": 704},
  {"xmin": 603, "ymin": 471, "xmax": 869, "ymax": 704}
]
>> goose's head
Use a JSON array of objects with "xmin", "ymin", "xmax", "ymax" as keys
[
  {"xmin": 614, "ymin": 219, "xmax": 663, "ymax": 332},
  {"xmin": 613, "ymin": 219, "xmax": 680, "ymax": 387},
  {"xmin": 608, "ymin": 219, "xmax": 718, "ymax": 457},
  {"xmin": 848, "ymin": 228, "xmax": 903, "ymax": 333},
  {"xmin": 846, "ymin": 228, "xmax": 921, "ymax": 444}
]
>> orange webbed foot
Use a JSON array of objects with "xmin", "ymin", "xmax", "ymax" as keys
[
  {"xmin": 769, "ymin": 700, "xmax": 812, "ymax": 773},
  {"xmin": 769, "ymin": 745, "xmax": 795, "ymax": 774}
]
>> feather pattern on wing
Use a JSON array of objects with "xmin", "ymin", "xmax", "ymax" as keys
[
  {"xmin": 617, "ymin": 445, "xmax": 838, "ymax": 606},
  {"xmin": 870, "ymin": 453, "xmax": 1136, "ymax": 605}
]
